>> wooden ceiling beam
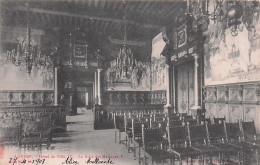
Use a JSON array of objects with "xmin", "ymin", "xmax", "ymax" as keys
[
  {"xmin": 112, "ymin": 1, "xmax": 121, "ymax": 11},
  {"xmin": 16, "ymin": 6, "xmax": 160, "ymax": 29},
  {"xmin": 161, "ymin": 3, "xmax": 180, "ymax": 17},
  {"xmin": 100, "ymin": 0, "xmax": 106, "ymax": 10},
  {"xmin": 140, "ymin": 1, "xmax": 151, "ymax": 15}
]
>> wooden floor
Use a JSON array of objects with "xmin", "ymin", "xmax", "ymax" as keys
[{"xmin": 0, "ymin": 108, "xmax": 139, "ymax": 165}]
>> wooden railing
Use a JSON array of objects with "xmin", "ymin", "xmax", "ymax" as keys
[{"xmin": 0, "ymin": 90, "xmax": 54, "ymax": 106}]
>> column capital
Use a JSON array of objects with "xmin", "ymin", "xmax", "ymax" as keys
[
  {"xmin": 165, "ymin": 64, "xmax": 170, "ymax": 69},
  {"xmin": 97, "ymin": 68, "xmax": 103, "ymax": 72},
  {"xmin": 54, "ymin": 67, "xmax": 60, "ymax": 69}
]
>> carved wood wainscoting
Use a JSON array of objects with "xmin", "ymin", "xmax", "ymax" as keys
[
  {"xmin": 0, "ymin": 90, "xmax": 54, "ymax": 106},
  {"xmin": 204, "ymin": 83, "xmax": 260, "ymax": 133},
  {"xmin": 0, "ymin": 105, "xmax": 66, "ymax": 148},
  {"xmin": 103, "ymin": 91, "xmax": 151, "ymax": 105},
  {"xmin": 150, "ymin": 90, "xmax": 166, "ymax": 105},
  {"xmin": 0, "ymin": 105, "xmax": 66, "ymax": 131}
]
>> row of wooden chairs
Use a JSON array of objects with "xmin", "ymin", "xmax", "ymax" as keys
[{"xmin": 114, "ymin": 112, "xmax": 259, "ymax": 165}]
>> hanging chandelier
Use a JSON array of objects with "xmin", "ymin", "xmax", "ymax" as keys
[
  {"xmin": 5, "ymin": 3, "xmax": 49, "ymax": 74},
  {"xmin": 112, "ymin": 0, "xmax": 135, "ymax": 80},
  {"xmin": 187, "ymin": 0, "xmax": 259, "ymax": 36}
]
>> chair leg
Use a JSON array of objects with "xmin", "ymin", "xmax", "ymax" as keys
[
  {"xmin": 133, "ymin": 143, "xmax": 136, "ymax": 157},
  {"xmin": 119, "ymin": 131, "xmax": 121, "ymax": 144},
  {"xmin": 179, "ymin": 157, "xmax": 182, "ymax": 165},
  {"xmin": 125, "ymin": 135, "xmax": 128, "ymax": 147},
  {"xmin": 115, "ymin": 130, "xmax": 117, "ymax": 143},
  {"xmin": 256, "ymin": 149, "xmax": 259, "ymax": 165}
]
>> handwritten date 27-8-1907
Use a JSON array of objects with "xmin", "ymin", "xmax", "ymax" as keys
[{"xmin": 9, "ymin": 158, "xmax": 45, "ymax": 165}]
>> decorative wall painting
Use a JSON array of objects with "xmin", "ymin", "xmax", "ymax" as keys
[
  {"xmin": 151, "ymin": 32, "xmax": 167, "ymax": 91},
  {"xmin": 104, "ymin": 46, "xmax": 150, "ymax": 91},
  {"xmin": 204, "ymin": 19, "xmax": 260, "ymax": 85},
  {"xmin": 0, "ymin": 55, "xmax": 54, "ymax": 90}
]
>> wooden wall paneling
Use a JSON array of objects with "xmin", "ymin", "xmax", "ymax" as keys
[
  {"xmin": 229, "ymin": 85, "xmax": 242, "ymax": 103},
  {"xmin": 243, "ymin": 105, "xmax": 257, "ymax": 121},
  {"xmin": 243, "ymin": 105, "xmax": 259, "ymax": 133},
  {"xmin": 243, "ymin": 84, "xmax": 257, "ymax": 104},
  {"xmin": 206, "ymin": 87, "xmax": 217, "ymax": 103},
  {"xmin": 228, "ymin": 104, "xmax": 243, "ymax": 123},
  {"xmin": 205, "ymin": 103, "xmax": 217, "ymax": 118},
  {"xmin": 217, "ymin": 86, "xmax": 226, "ymax": 103}
]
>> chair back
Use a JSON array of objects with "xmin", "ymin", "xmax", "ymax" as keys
[
  {"xmin": 0, "ymin": 124, "xmax": 21, "ymax": 145},
  {"xmin": 224, "ymin": 121, "xmax": 241, "ymax": 142},
  {"xmin": 132, "ymin": 120, "xmax": 149, "ymax": 139},
  {"xmin": 168, "ymin": 120, "xmax": 183, "ymax": 127},
  {"xmin": 142, "ymin": 127, "xmax": 163, "ymax": 149},
  {"xmin": 240, "ymin": 120, "xmax": 256, "ymax": 141},
  {"xmin": 214, "ymin": 116, "xmax": 226, "ymax": 124},
  {"xmin": 207, "ymin": 123, "xmax": 226, "ymax": 144},
  {"xmin": 167, "ymin": 125, "xmax": 188, "ymax": 148},
  {"xmin": 188, "ymin": 124, "xmax": 208, "ymax": 146},
  {"xmin": 114, "ymin": 114, "xmax": 125, "ymax": 132}
]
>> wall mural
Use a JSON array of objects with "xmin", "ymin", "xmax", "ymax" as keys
[
  {"xmin": 104, "ymin": 46, "xmax": 150, "ymax": 91},
  {"xmin": 151, "ymin": 32, "xmax": 167, "ymax": 91},
  {"xmin": 0, "ymin": 55, "xmax": 54, "ymax": 90},
  {"xmin": 204, "ymin": 10, "xmax": 260, "ymax": 86}
]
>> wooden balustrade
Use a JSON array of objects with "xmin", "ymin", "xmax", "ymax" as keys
[{"xmin": 0, "ymin": 90, "xmax": 54, "ymax": 106}]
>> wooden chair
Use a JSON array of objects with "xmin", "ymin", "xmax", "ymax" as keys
[
  {"xmin": 167, "ymin": 115, "xmax": 181, "ymax": 122},
  {"xmin": 40, "ymin": 115, "xmax": 53, "ymax": 148},
  {"xmin": 0, "ymin": 124, "xmax": 21, "ymax": 146},
  {"xmin": 224, "ymin": 121, "xmax": 244, "ymax": 163},
  {"xmin": 114, "ymin": 113, "xmax": 125, "ymax": 143},
  {"xmin": 182, "ymin": 114, "xmax": 193, "ymax": 120},
  {"xmin": 198, "ymin": 116, "xmax": 211, "ymax": 125},
  {"xmin": 238, "ymin": 120, "xmax": 260, "ymax": 164},
  {"xmin": 131, "ymin": 120, "xmax": 149, "ymax": 157},
  {"xmin": 167, "ymin": 124, "xmax": 199, "ymax": 164},
  {"xmin": 182, "ymin": 118, "xmax": 199, "ymax": 126},
  {"xmin": 213, "ymin": 116, "xmax": 226, "ymax": 124},
  {"xmin": 168, "ymin": 120, "xmax": 183, "ymax": 127},
  {"xmin": 207, "ymin": 122, "xmax": 239, "ymax": 164},
  {"xmin": 187, "ymin": 123, "xmax": 221, "ymax": 164},
  {"xmin": 20, "ymin": 119, "xmax": 43, "ymax": 148},
  {"xmin": 178, "ymin": 113, "xmax": 188, "ymax": 117},
  {"xmin": 141, "ymin": 126, "xmax": 170, "ymax": 165}
]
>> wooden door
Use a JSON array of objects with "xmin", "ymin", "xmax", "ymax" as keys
[{"xmin": 177, "ymin": 63, "xmax": 195, "ymax": 114}]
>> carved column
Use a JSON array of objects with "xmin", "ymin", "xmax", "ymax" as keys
[
  {"xmin": 94, "ymin": 71, "xmax": 98, "ymax": 104},
  {"xmin": 19, "ymin": 92, "xmax": 25, "ymax": 104},
  {"xmin": 109, "ymin": 93, "xmax": 113, "ymax": 105},
  {"xmin": 125, "ymin": 93, "xmax": 129, "ymax": 105},
  {"xmin": 97, "ymin": 69, "xmax": 102, "ymax": 105},
  {"xmin": 93, "ymin": 82, "xmax": 95, "ymax": 106},
  {"xmin": 172, "ymin": 66, "xmax": 176, "ymax": 113},
  {"xmin": 54, "ymin": 67, "xmax": 59, "ymax": 106},
  {"xmin": 30, "ymin": 92, "xmax": 35, "ymax": 105},
  {"xmin": 164, "ymin": 64, "xmax": 172, "ymax": 113},
  {"xmin": 191, "ymin": 54, "xmax": 201, "ymax": 111}
]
